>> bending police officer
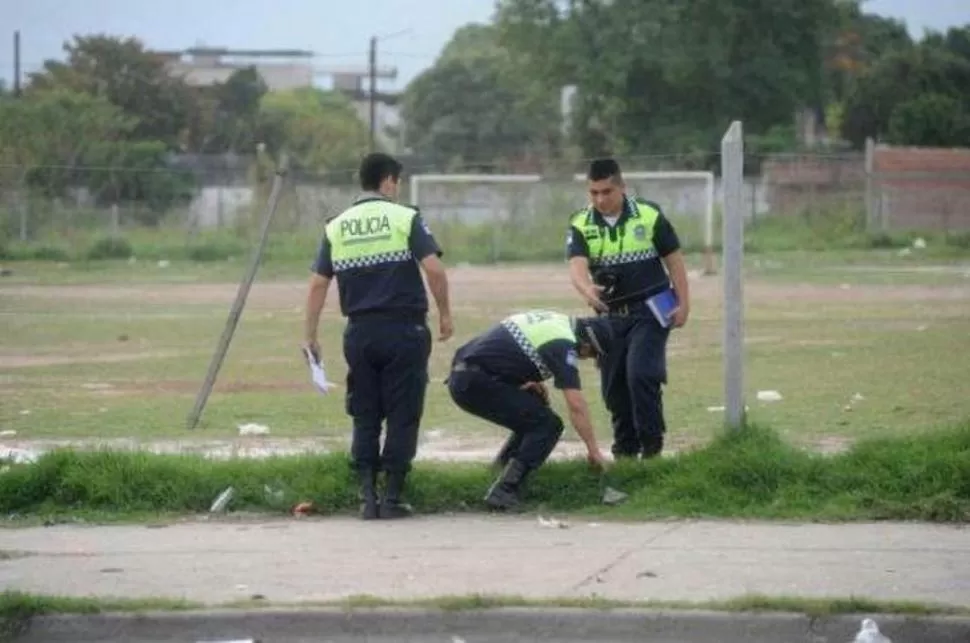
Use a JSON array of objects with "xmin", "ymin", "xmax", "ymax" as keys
[
  {"xmin": 304, "ymin": 152, "xmax": 453, "ymax": 520},
  {"xmin": 445, "ymin": 310, "xmax": 614, "ymax": 511},
  {"xmin": 565, "ymin": 158, "xmax": 691, "ymax": 459}
]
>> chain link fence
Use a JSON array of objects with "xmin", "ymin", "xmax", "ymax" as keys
[{"xmin": 2, "ymin": 146, "xmax": 968, "ymax": 263}]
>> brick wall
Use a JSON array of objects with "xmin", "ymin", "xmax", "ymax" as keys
[
  {"xmin": 762, "ymin": 144, "xmax": 970, "ymax": 232},
  {"xmin": 871, "ymin": 146, "xmax": 970, "ymax": 232}
]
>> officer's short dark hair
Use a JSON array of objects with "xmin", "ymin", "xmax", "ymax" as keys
[
  {"xmin": 359, "ymin": 153, "xmax": 403, "ymax": 191},
  {"xmin": 587, "ymin": 158, "xmax": 622, "ymax": 184}
]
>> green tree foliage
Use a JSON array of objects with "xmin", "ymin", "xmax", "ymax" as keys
[
  {"xmin": 401, "ymin": 23, "xmax": 561, "ymax": 168},
  {"xmin": 26, "ymin": 35, "xmax": 195, "ymax": 149},
  {"xmin": 493, "ymin": 0, "xmax": 837, "ymax": 158},
  {"xmin": 257, "ymin": 87, "xmax": 370, "ymax": 177},
  {"xmin": 887, "ymin": 93, "xmax": 970, "ymax": 147},
  {"xmin": 841, "ymin": 44, "xmax": 970, "ymax": 147}
]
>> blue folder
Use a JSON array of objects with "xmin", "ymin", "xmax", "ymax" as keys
[{"xmin": 646, "ymin": 287, "xmax": 679, "ymax": 328}]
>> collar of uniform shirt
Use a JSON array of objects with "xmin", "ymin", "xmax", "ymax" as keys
[
  {"xmin": 592, "ymin": 195, "xmax": 635, "ymax": 227},
  {"xmin": 353, "ymin": 190, "xmax": 389, "ymax": 203}
]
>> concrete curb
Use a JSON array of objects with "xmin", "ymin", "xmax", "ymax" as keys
[{"xmin": 10, "ymin": 607, "xmax": 970, "ymax": 642}]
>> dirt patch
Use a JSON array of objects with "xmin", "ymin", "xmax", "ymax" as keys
[
  {"xmin": 0, "ymin": 350, "xmax": 186, "ymax": 369},
  {"xmin": 5, "ymin": 264, "xmax": 967, "ymax": 311},
  {"xmin": 0, "ymin": 429, "xmax": 852, "ymax": 464}
]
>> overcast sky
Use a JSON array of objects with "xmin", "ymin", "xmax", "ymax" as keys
[{"xmin": 3, "ymin": 0, "xmax": 969, "ymax": 90}]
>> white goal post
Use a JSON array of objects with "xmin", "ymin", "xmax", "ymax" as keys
[{"xmin": 572, "ymin": 170, "xmax": 716, "ymax": 275}]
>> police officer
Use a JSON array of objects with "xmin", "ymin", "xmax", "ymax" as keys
[
  {"xmin": 565, "ymin": 158, "xmax": 691, "ymax": 459},
  {"xmin": 445, "ymin": 309, "xmax": 614, "ymax": 511},
  {"xmin": 304, "ymin": 152, "xmax": 453, "ymax": 520}
]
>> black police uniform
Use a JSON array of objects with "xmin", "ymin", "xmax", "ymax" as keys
[
  {"xmin": 445, "ymin": 311, "xmax": 612, "ymax": 509},
  {"xmin": 313, "ymin": 191, "xmax": 442, "ymax": 516},
  {"xmin": 566, "ymin": 195, "xmax": 682, "ymax": 458},
  {"xmin": 447, "ymin": 324, "xmax": 580, "ymax": 472}
]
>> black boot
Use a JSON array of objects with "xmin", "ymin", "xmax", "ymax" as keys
[
  {"xmin": 357, "ymin": 467, "xmax": 379, "ymax": 520},
  {"xmin": 484, "ymin": 458, "xmax": 530, "ymax": 511},
  {"xmin": 379, "ymin": 469, "xmax": 414, "ymax": 519}
]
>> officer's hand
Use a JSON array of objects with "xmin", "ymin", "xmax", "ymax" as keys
[
  {"xmin": 303, "ymin": 338, "xmax": 321, "ymax": 362},
  {"xmin": 586, "ymin": 448, "xmax": 610, "ymax": 472},
  {"xmin": 671, "ymin": 305, "xmax": 689, "ymax": 328},
  {"xmin": 520, "ymin": 381, "xmax": 549, "ymax": 405},
  {"xmin": 584, "ymin": 285, "xmax": 609, "ymax": 313},
  {"xmin": 438, "ymin": 314, "xmax": 454, "ymax": 342}
]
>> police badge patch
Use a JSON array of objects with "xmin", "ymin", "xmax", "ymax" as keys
[{"xmin": 634, "ymin": 224, "xmax": 646, "ymax": 240}]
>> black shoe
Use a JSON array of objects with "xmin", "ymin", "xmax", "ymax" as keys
[
  {"xmin": 357, "ymin": 467, "xmax": 379, "ymax": 520},
  {"xmin": 379, "ymin": 469, "xmax": 414, "ymax": 519},
  {"xmin": 484, "ymin": 458, "xmax": 530, "ymax": 511}
]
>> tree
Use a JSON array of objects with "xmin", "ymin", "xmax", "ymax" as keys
[
  {"xmin": 887, "ymin": 93, "xmax": 970, "ymax": 147},
  {"xmin": 257, "ymin": 88, "xmax": 370, "ymax": 177},
  {"xmin": 841, "ymin": 45, "xmax": 970, "ymax": 147},
  {"xmin": 0, "ymin": 89, "xmax": 196, "ymax": 218},
  {"xmin": 197, "ymin": 66, "xmax": 268, "ymax": 154},
  {"xmin": 401, "ymin": 24, "xmax": 560, "ymax": 168},
  {"xmin": 26, "ymin": 34, "xmax": 196, "ymax": 149},
  {"xmin": 0, "ymin": 89, "xmax": 134, "ymax": 169},
  {"xmin": 494, "ymin": 0, "xmax": 838, "ymax": 158}
]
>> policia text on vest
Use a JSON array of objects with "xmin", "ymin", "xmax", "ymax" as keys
[
  {"xmin": 303, "ymin": 152, "xmax": 453, "ymax": 521},
  {"xmin": 566, "ymin": 158, "xmax": 692, "ymax": 461}
]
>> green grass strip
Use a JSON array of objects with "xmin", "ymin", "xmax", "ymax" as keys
[{"xmin": 1, "ymin": 422, "xmax": 969, "ymax": 522}]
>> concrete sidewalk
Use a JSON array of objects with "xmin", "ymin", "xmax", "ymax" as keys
[{"xmin": 1, "ymin": 515, "xmax": 968, "ymax": 607}]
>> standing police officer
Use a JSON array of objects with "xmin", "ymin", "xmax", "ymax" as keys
[
  {"xmin": 565, "ymin": 158, "xmax": 691, "ymax": 459},
  {"xmin": 445, "ymin": 310, "xmax": 613, "ymax": 511},
  {"xmin": 304, "ymin": 152, "xmax": 453, "ymax": 520}
]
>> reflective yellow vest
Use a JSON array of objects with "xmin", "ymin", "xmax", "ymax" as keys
[
  {"xmin": 569, "ymin": 198, "xmax": 661, "ymax": 269},
  {"xmin": 325, "ymin": 199, "xmax": 416, "ymax": 272},
  {"xmin": 500, "ymin": 310, "xmax": 576, "ymax": 379}
]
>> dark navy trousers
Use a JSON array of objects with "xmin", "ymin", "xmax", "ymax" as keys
[
  {"xmin": 596, "ymin": 313, "xmax": 671, "ymax": 458},
  {"xmin": 446, "ymin": 362, "xmax": 564, "ymax": 470},
  {"xmin": 342, "ymin": 317, "xmax": 432, "ymax": 474}
]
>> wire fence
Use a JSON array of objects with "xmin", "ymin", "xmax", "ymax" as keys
[{"xmin": 2, "ymin": 147, "xmax": 969, "ymax": 262}]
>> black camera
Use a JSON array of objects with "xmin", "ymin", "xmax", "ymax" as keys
[{"xmin": 593, "ymin": 269, "xmax": 620, "ymax": 300}]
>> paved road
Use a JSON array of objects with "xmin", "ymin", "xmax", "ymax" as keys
[
  {"xmin": 2, "ymin": 516, "xmax": 969, "ymax": 642},
  {"xmin": 13, "ymin": 607, "xmax": 970, "ymax": 642}
]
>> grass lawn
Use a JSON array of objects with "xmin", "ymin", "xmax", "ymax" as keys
[{"xmin": 1, "ymin": 249, "xmax": 968, "ymax": 457}]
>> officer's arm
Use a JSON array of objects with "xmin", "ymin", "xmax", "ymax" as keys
[
  {"xmin": 654, "ymin": 212, "xmax": 690, "ymax": 323},
  {"xmin": 304, "ymin": 234, "xmax": 334, "ymax": 344},
  {"xmin": 409, "ymin": 212, "xmax": 453, "ymax": 335},
  {"xmin": 561, "ymin": 389, "xmax": 602, "ymax": 456},
  {"xmin": 565, "ymin": 225, "xmax": 607, "ymax": 313},
  {"xmin": 545, "ymin": 343, "xmax": 603, "ymax": 457}
]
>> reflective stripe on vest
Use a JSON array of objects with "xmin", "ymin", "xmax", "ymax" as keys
[
  {"xmin": 570, "ymin": 198, "xmax": 660, "ymax": 268},
  {"xmin": 325, "ymin": 200, "xmax": 415, "ymax": 272},
  {"xmin": 500, "ymin": 311, "xmax": 576, "ymax": 379}
]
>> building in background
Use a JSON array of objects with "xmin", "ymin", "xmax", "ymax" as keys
[
  {"xmin": 155, "ymin": 47, "xmax": 315, "ymax": 91},
  {"xmin": 155, "ymin": 46, "xmax": 402, "ymax": 151}
]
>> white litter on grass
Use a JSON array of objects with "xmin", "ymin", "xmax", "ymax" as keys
[
  {"xmin": 756, "ymin": 390, "xmax": 783, "ymax": 402},
  {"xmin": 854, "ymin": 617, "xmax": 892, "ymax": 643},
  {"xmin": 238, "ymin": 423, "xmax": 270, "ymax": 436},
  {"xmin": 912, "ymin": 237, "xmax": 926, "ymax": 249},
  {"xmin": 538, "ymin": 515, "xmax": 569, "ymax": 529},
  {"xmin": 209, "ymin": 487, "xmax": 235, "ymax": 513},
  {"xmin": 0, "ymin": 430, "xmax": 17, "ymax": 437},
  {"xmin": 602, "ymin": 486, "xmax": 628, "ymax": 506}
]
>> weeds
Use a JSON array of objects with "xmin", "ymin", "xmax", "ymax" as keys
[{"xmin": 1, "ymin": 422, "xmax": 968, "ymax": 522}]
